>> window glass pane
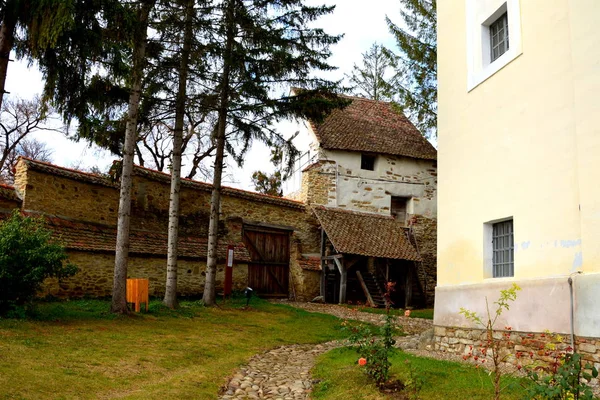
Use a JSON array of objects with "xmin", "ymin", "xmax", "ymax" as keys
[
  {"xmin": 492, "ymin": 219, "xmax": 514, "ymax": 277},
  {"xmin": 490, "ymin": 12, "xmax": 509, "ymax": 62}
]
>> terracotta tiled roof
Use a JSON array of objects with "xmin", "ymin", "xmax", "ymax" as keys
[
  {"xmin": 312, "ymin": 206, "xmax": 421, "ymax": 261},
  {"xmin": 0, "ymin": 183, "xmax": 20, "ymax": 203},
  {"xmin": 19, "ymin": 157, "xmax": 118, "ymax": 188},
  {"xmin": 42, "ymin": 216, "xmax": 251, "ymax": 262},
  {"xmin": 309, "ymin": 96, "xmax": 436, "ymax": 160},
  {"xmin": 130, "ymin": 164, "xmax": 306, "ymax": 210}
]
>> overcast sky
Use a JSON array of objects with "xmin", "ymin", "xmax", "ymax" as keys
[{"xmin": 4, "ymin": 0, "xmax": 403, "ymax": 191}]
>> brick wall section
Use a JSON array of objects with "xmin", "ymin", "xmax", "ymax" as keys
[{"xmin": 434, "ymin": 326, "xmax": 600, "ymax": 385}]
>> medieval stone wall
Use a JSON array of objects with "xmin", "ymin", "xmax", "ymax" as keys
[
  {"xmin": 8, "ymin": 156, "xmax": 436, "ymax": 304},
  {"xmin": 410, "ymin": 215, "xmax": 437, "ymax": 305},
  {"xmin": 0, "ymin": 186, "xmax": 20, "ymax": 212},
  {"xmin": 298, "ymin": 160, "xmax": 336, "ymax": 206},
  {"xmin": 14, "ymin": 163, "xmax": 321, "ymax": 301},
  {"xmin": 434, "ymin": 326, "xmax": 600, "ymax": 384},
  {"xmin": 15, "ymin": 162, "xmax": 119, "ymax": 225},
  {"xmin": 41, "ymin": 251, "xmax": 249, "ymax": 298}
]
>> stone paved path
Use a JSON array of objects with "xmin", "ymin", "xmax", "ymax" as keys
[
  {"xmin": 219, "ymin": 341, "xmax": 341, "ymax": 400},
  {"xmin": 218, "ymin": 302, "xmax": 434, "ymax": 400}
]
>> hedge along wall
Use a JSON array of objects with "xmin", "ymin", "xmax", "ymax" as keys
[{"xmin": 13, "ymin": 159, "xmax": 322, "ymax": 300}]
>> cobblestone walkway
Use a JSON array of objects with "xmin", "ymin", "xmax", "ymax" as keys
[
  {"xmin": 218, "ymin": 302, "xmax": 434, "ymax": 399},
  {"xmin": 218, "ymin": 341, "xmax": 341, "ymax": 400}
]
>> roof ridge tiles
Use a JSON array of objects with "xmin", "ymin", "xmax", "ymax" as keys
[
  {"xmin": 307, "ymin": 97, "xmax": 437, "ymax": 161},
  {"xmin": 131, "ymin": 163, "xmax": 306, "ymax": 209},
  {"xmin": 20, "ymin": 157, "xmax": 118, "ymax": 188},
  {"xmin": 20, "ymin": 158, "xmax": 306, "ymax": 209}
]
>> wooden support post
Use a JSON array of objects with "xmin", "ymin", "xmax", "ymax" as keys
[
  {"xmin": 334, "ymin": 257, "xmax": 346, "ymax": 304},
  {"xmin": 386, "ymin": 260, "xmax": 390, "ymax": 282},
  {"xmin": 404, "ymin": 265, "xmax": 413, "ymax": 309},
  {"xmin": 320, "ymin": 228, "xmax": 326, "ymax": 298},
  {"xmin": 356, "ymin": 270, "xmax": 375, "ymax": 307}
]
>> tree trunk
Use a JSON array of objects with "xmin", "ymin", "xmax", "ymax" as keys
[
  {"xmin": 111, "ymin": 0, "xmax": 154, "ymax": 314},
  {"xmin": 202, "ymin": 0, "xmax": 235, "ymax": 306},
  {"xmin": 163, "ymin": 0, "xmax": 194, "ymax": 309},
  {"xmin": 0, "ymin": 14, "xmax": 16, "ymax": 112}
]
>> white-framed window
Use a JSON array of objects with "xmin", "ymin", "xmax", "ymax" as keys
[
  {"xmin": 466, "ymin": 0, "xmax": 522, "ymax": 91},
  {"xmin": 492, "ymin": 219, "xmax": 514, "ymax": 277}
]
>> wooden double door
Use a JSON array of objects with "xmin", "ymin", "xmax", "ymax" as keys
[{"xmin": 242, "ymin": 225, "xmax": 290, "ymax": 296}]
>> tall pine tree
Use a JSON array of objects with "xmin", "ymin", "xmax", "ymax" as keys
[
  {"xmin": 0, "ymin": 0, "xmax": 76, "ymax": 110},
  {"xmin": 201, "ymin": 0, "xmax": 347, "ymax": 306},
  {"xmin": 112, "ymin": 0, "xmax": 156, "ymax": 314},
  {"xmin": 163, "ymin": 0, "xmax": 196, "ymax": 309},
  {"xmin": 387, "ymin": 0, "xmax": 437, "ymax": 138}
]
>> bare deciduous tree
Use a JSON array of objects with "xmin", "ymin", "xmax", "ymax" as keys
[{"xmin": 0, "ymin": 97, "xmax": 58, "ymax": 183}]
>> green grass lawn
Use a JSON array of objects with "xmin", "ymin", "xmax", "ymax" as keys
[
  {"xmin": 342, "ymin": 305, "xmax": 434, "ymax": 320},
  {"xmin": 312, "ymin": 347, "xmax": 526, "ymax": 400},
  {"xmin": 0, "ymin": 296, "xmax": 347, "ymax": 400}
]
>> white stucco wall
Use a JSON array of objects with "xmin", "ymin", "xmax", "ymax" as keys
[
  {"xmin": 319, "ymin": 149, "xmax": 437, "ymax": 219},
  {"xmin": 436, "ymin": 0, "xmax": 600, "ymax": 336}
]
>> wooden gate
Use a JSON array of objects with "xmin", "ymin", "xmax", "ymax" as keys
[{"xmin": 243, "ymin": 225, "xmax": 290, "ymax": 296}]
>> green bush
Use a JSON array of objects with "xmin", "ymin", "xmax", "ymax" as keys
[
  {"xmin": 524, "ymin": 351, "xmax": 598, "ymax": 400},
  {"xmin": 344, "ymin": 282, "xmax": 398, "ymax": 386},
  {"xmin": 0, "ymin": 211, "xmax": 77, "ymax": 315}
]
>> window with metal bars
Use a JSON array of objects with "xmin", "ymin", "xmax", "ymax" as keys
[
  {"xmin": 492, "ymin": 219, "xmax": 514, "ymax": 277},
  {"xmin": 490, "ymin": 12, "xmax": 509, "ymax": 62}
]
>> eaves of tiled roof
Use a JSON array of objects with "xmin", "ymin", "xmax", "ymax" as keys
[
  {"xmin": 131, "ymin": 163, "xmax": 306, "ymax": 210},
  {"xmin": 308, "ymin": 96, "xmax": 437, "ymax": 161},
  {"xmin": 312, "ymin": 206, "xmax": 421, "ymax": 262},
  {"xmin": 0, "ymin": 183, "xmax": 20, "ymax": 202},
  {"xmin": 42, "ymin": 215, "xmax": 251, "ymax": 262},
  {"xmin": 20, "ymin": 157, "xmax": 307, "ymax": 210}
]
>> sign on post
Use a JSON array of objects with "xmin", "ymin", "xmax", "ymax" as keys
[{"xmin": 224, "ymin": 245, "xmax": 234, "ymax": 298}]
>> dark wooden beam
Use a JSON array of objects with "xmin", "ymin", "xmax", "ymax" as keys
[
  {"xmin": 321, "ymin": 254, "xmax": 343, "ymax": 261},
  {"xmin": 405, "ymin": 264, "xmax": 413, "ymax": 308},
  {"xmin": 243, "ymin": 221, "xmax": 295, "ymax": 232},
  {"xmin": 320, "ymin": 228, "xmax": 326, "ymax": 297},
  {"xmin": 356, "ymin": 270, "xmax": 375, "ymax": 307}
]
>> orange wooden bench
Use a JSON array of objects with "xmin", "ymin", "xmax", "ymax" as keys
[{"xmin": 126, "ymin": 278, "xmax": 149, "ymax": 312}]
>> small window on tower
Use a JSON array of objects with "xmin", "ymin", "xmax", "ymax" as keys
[
  {"xmin": 361, "ymin": 154, "xmax": 376, "ymax": 171},
  {"xmin": 391, "ymin": 196, "xmax": 409, "ymax": 224}
]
